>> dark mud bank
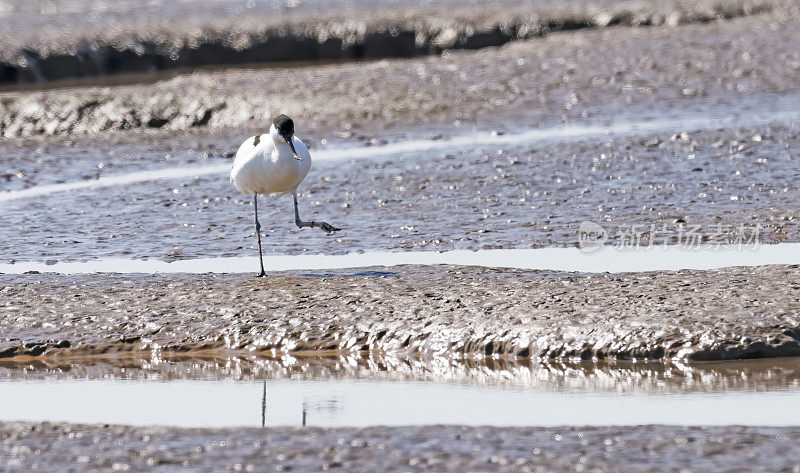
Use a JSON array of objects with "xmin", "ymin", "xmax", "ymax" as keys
[
  {"xmin": 2, "ymin": 264, "xmax": 800, "ymax": 362},
  {"xmin": 3, "ymin": 2, "xmax": 799, "ymax": 138},
  {"xmin": 0, "ymin": 0, "xmax": 772, "ymax": 86},
  {"xmin": 3, "ymin": 423, "xmax": 800, "ymax": 472}
]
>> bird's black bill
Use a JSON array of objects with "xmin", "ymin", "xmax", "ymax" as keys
[{"xmin": 285, "ymin": 135, "xmax": 302, "ymax": 160}]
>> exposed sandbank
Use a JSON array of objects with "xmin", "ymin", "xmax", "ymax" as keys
[{"xmin": 2, "ymin": 264, "xmax": 800, "ymax": 362}]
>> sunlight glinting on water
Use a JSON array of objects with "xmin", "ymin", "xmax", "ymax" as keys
[{"xmin": 2, "ymin": 107, "xmax": 799, "ymax": 204}]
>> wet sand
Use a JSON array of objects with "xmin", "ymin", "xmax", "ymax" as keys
[
  {"xmin": 2, "ymin": 422, "xmax": 799, "ymax": 472},
  {"xmin": 2, "ymin": 0, "xmax": 799, "ymax": 137},
  {"xmin": 2, "ymin": 264, "xmax": 800, "ymax": 362}
]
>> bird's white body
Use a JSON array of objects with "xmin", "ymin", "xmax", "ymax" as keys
[
  {"xmin": 230, "ymin": 124, "xmax": 312, "ymax": 196},
  {"xmin": 231, "ymin": 115, "xmax": 339, "ymax": 277}
]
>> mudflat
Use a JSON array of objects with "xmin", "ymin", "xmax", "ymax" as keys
[
  {"xmin": 2, "ymin": 0, "xmax": 799, "ymax": 137},
  {"xmin": 0, "ymin": 0, "xmax": 782, "ymax": 87},
  {"xmin": 2, "ymin": 1, "xmax": 800, "ymax": 469},
  {"xmin": 2, "ymin": 422, "xmax": 799, "ymax": 472},
  {"xmin": 2, "ymin": 121, "xmax": 798, "ymax": 264},
  {"xmin": 2, "ymin": 264, "xmax": 800, "ymax": 362}
]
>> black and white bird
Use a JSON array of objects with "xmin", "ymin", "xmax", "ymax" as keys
[{"xmin": 231, "ymin": 114, "xmax": 340, "ymax": 277}]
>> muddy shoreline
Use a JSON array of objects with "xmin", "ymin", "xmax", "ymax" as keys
[
  {"xmin": 2, "ymin": 0, "xmax": 799, "ymax": 138},
  {"xmin": 0, "ymin": 0, "xmax": 777, "ymax": 86},
  {"xmin": 3, "ymin": 355, "xmax": 800, "ymax": 394},
  {"xmin": 2, "ymin": 422, "xmax": 799, "ymax": 472},
  {"xmin": 2, "ymin": 264, "xmax": 800, "ymax": 362}
]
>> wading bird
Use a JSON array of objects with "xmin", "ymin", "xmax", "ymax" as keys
[{"xmin": 231, "ymin": 114, "xmax": 340, "ymax": 277}]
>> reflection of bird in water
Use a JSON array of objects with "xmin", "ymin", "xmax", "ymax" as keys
[
  {"xmin": 259, "ymin": 381, "xmax": 308, "ymax": 427},
  {"xmin": 261, "ymin": 380, "xmax": 266, "ymax": 428},
  {"xmin": 231, "ymin": 114, "xmax": 341, "ymax": 277}
]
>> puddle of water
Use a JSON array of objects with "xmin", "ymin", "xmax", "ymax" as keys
[
  {"xmin": 2, "ymin": 107, "xmax": 798, "ymax": 203},
  {"xmin": 2, "ymin": 243, "xmax": 797, "ymax": 274},
  {"xmin": 1, "ymin": 378, "xmax": 799, "ymax": 428}
]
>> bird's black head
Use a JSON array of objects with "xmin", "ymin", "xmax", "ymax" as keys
[
  {"xmin": 273, "ymin": 114, "xmax": 302, "ymax": 160},
  {"xmin": 273, "ymin": 114, "xmax": 294, "ymax": 142}
]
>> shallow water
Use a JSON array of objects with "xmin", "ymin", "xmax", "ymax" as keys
[
  {"xmin": 4, "ymin": 90, "xmax": 800, "ymax": 197},
  {"xmin": 3, "ymin": 102, "xmax": 800, "ymax": 263},
  {"xmin": 0, "ymin": 243, "xmax": 794, "ymax": 274},
  {"xmin": 2, "ymin": 378, "xmax": 800, "ymax": 428}
]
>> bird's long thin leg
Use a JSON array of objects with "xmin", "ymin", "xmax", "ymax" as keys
[
  {"xmin": 254, "ymin": 194, "xmax": 266, "ymax": 277},
  {"xmin": 293, "ymin": 192, "xmax": 340, "ymax": 233}
]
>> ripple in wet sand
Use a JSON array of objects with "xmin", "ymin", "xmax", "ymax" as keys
[{"xmin": 2, "ymin": 264, "xmax": 800, "ymax": 362}]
